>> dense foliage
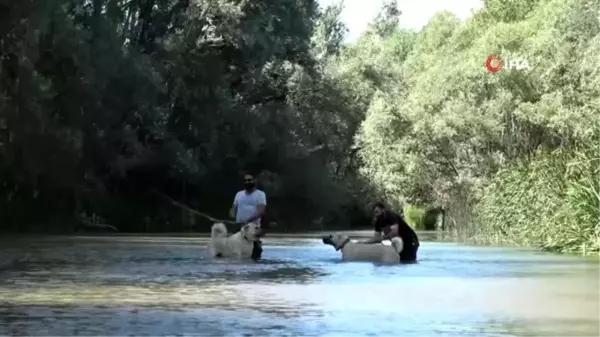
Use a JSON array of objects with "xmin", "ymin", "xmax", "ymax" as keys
[
  {"xmin": 346, "ymin": 0, "xmax": 599, "ymax": 254},
  {"xmin": 0, "ymin": 0, "xmax": 372, "ymax": 232},
  {"xmin": 1, "ymin": 0, "xmax": 598, "ymax": 255}
]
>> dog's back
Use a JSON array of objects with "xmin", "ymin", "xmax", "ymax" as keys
[{"xmin": 342, "ymin": 241, "xmax": 401, "ymax": 263}]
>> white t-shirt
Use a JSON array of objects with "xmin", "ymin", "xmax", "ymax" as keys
[{"xmin": 233, "ymin": 189, "xmax": 267, "ymax": 224}]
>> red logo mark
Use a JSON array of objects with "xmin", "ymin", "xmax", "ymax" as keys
[{"xmin": 486, "ymin": 55, "xmax": 503, "ymax": 73}]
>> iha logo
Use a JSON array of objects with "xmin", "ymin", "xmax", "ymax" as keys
[{"xmin": 485, "ymin": 55, "xmax": 531, "ymax": 73}]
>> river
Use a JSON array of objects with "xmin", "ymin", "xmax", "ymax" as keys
[{"xmin": 0, "ymin": 231, "xmax": 598, "ymax": 336}]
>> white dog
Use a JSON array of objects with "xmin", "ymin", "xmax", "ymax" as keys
[
  {"xmin": 207, "ymin": 222, "xmax": 263, "ymax": 259},
  {"xmin": 322, "ymin": 232, "xmax": 404, "ymax": 263}
]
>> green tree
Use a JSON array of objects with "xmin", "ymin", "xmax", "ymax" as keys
[{"xmin": 0, "ymin": 0, "xmax": 372, "ymax": 232}]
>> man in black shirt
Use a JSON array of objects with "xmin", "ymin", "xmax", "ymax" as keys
[{"xmin": 359, "ymin": 202, "xmax": 420, "ymax": 263}]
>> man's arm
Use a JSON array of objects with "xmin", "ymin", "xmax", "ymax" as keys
[
  {"xmin": 229, "ymin": 193, "xmax": 239, "ymax": 219},
  {"xmin": 360, "ymin": 231, "xmax": 383, "ymax": 244},
  {"xmin": 379, "ymin": 231, "xmax": 394, "ymax": 241},
  {"xmin": 245, "ymin": 191, "xmax": 266, "ymax": 223},
  {"xmin": 361, "ymin": 221, "xmax": 398, "ymax": 244}
]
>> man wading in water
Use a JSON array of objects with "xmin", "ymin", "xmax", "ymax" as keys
[
  {"xmin": 230, "ymin": 173, "xmax": 267, "ymax": 260},
  {"xmin": 359, "ymin": 202, "xmax": 420, "ymax": 263}
]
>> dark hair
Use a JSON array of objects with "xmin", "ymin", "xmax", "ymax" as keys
[{"xmin": 372, "ymin": 202, "xmax": 386, "ymax": 210}]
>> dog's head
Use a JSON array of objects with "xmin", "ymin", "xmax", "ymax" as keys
[
  {"xmin": 322, "ymin": 232, "xmax": 350, "ymax": 251},
  {"xmin": 241, "ymin": 222, "xmax": 263, "ymax": 242},
  {"xmin": 211, "ymin": 222, "xmax": 228, "ymax": 238}
]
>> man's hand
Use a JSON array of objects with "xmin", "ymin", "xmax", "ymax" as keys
[
  {"xmin": 229, "ymin": 207, "xmax": 235, "ymax": 219},
  {"xmin": 380, "ymin": 233, "xmax": 393, "ymax": 241}
]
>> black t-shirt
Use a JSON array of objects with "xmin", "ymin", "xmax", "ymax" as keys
[{"xmin": 374, "ymin": 211, "xmax": 419, "ymax": 245}]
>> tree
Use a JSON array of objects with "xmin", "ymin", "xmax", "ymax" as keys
[{"xmin": 370, "ymin": 0, "xmax": 402, "ymax": 38}]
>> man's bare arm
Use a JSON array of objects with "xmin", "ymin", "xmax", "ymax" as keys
[
  {"xmin": 229, "ymin": 194, "xmax": 238, "ymax": 219},
  {"xmin": 360, "ymin": 231, "xmax": 383, "ymax": 244},
  {"xmin": 229, "ymin": 205, "xmax": 236, "ymax": 219},
  {"xmin": 361, "ymin": 222, "xmax": 398, "ymax": 244}
]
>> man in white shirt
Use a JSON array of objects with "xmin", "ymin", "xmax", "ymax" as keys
[{"xmin": 230, "ymin": 173, "xmax": 267, "ymax": 260}]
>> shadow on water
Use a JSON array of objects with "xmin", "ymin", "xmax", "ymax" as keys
[
  {"xmin": 243, "ymin": 266, "xmax": 329, "ymax": 283},
  {"xmin": 0, "ymin": 233, "xmax": 598, "ymax": 336}
]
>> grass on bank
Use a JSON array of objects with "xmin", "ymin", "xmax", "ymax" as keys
[
  {"xmin": 403, "ymin": 204, "xmax": 440, "ymax": 231},
  {"xmin": 451, "ymin": 145, "xmax": 599, "ymax": 256}
]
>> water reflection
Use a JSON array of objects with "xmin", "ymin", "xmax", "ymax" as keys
[{"xmin": 0, "ymin": 234, "xmax": 598, "ymax": 336}]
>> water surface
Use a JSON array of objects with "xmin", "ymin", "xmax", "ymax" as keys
[{"xmin": 0, "ymin": 232, "xmax": 598, "ymax": 336}]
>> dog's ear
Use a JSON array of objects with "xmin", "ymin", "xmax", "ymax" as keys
[{"xmin": 241, "ymin": 224, "xmax": 249, "ymax": 233}]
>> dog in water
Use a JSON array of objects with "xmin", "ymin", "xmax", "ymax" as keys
[
  {"xmin": 322, "ymin": 232, "xmax": 404, "ymax": 263},
  {"xmin": 207, "ymin": 222, "xmax": 263, "ymax": 260}
]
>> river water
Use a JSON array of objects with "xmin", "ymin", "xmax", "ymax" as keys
[{"xmin": 0, "ymin": 231, "xmax": 598, "ymax": 336}]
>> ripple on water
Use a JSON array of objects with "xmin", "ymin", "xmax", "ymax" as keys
[{"xmin": 0, "ymin": 235, "xmax": 598, "ymax": 336}]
